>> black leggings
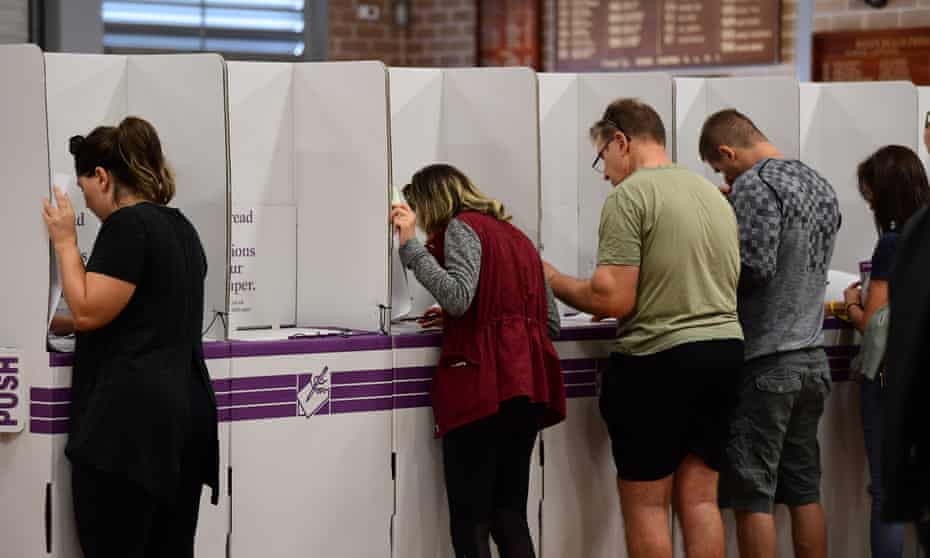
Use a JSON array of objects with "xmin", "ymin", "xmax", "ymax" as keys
[
  {"xmin": 442, "ymin": 397, "xmax": 542, "ymax": 558},
  {"xmin": 71, "ymin": 446, "xmax": 206, "ymax": 558}
]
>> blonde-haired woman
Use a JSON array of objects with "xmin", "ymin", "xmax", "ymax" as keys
[
  {"xmin": 391, "ymin": 163, "xmax": 564, "ymax": 558},
  {"xmin": 42, "ymin": 116, "xmax": 218, "ymax": 558}
]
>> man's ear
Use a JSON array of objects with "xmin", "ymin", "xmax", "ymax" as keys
[{"xmin": 718, "ymin": 145, "xmax": 737, "ymax": 162}]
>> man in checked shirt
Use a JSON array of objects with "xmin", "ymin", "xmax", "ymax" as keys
[{"xmin": 699, "ymin": 109, "xmax": 841, "ymax": 558}]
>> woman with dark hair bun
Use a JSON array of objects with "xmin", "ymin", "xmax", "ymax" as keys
[
  {"xmin": 827, "ymin": 144, "xmax": 930, "ymax": 558},
  {"xmin": 42, "ymin": 116, "xmax": 218, "ymax": 558}
]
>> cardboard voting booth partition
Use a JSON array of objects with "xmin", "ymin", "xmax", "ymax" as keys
[
  {"xmin": 536, "ymin": 72, "xmax": 672, "ymax": 558},
  {"xmin": 42, "ymin": 52, "xmax": 232, "ymax": 557},
  {"xmin": 388, "ymin": 67, "xmax": 544, "ymax": 558},
  {"xmin": 227, "ymin": 61, "xmax": 297, "ymax": 331},
  {"xmin": 674, "ymin": 77, "xmax": 800, "ymax": 181},
  {"xmin": 44, "ymin": 53, "xmax": 230, "ymax": 339},
  {"xmin": 294, "ymin": 62, "xmax": 392, "ymax": 333},
  {"xmin": 800, "ymin": 82, "xmax": 917, "ymax": 274},
  {"xmin": 0, "ymin": 44, "xmax": 53, "ymax": 558},
  {"xmin": 918, "ymin": 87, "xmax": 930, "ymax": 179}
]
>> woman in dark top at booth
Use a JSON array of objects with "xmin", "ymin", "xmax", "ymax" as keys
[
  {"xmin": 391, "ymin": 164, "xmax": 565, "ymax": 558},
  {"xmin": 42, "ymin": 116, "xmax": 218, "ymax": 558},
  {"xmin": 827, "ymin": 145, "xmax": 930, "ymax": 558}
]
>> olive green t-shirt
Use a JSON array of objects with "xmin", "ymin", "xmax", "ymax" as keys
[{"xmin": 598, "ymin": 164, "xmax": 742, "ymax": 355}]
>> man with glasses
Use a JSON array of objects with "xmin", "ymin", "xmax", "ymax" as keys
[
  {"xmin": 698, "ymin": 109, "xmax": 839, "ymax": 558},
  {"xmin": 545, "ymin": 98, "xmax": 744, "ymax": 558}
]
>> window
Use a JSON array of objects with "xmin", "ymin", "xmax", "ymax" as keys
[{"xmin": 102, "ymin": 1, "xmax": 307, "ymax": 59}]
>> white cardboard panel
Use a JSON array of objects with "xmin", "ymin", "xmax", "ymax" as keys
[
  {"xmin": 294, "ymin": 61, "xmax": 390, "ymax": 331},
  {"xmin": 227, "ymin": 62, "xmax": 297, "ymax": 330},
  {"xmin": 800, "ymin": 82, "xmax": 917, "ymax": 273},
  {"xmin": 388, "ymin": 68, "xmax": 443, "ymax": 316},
  {"xmin": 44, "ymin": 53, "xmax": 128, "ymax": 266},
  {"xmin": 127, "ymin": 54, "xmax": 230, "ymax": 338},
  {"xmin": 576, "ymin": 73, "xmax": 674, "ymax": 278},
  {"xmin": 675, "ymin": 77, "xmax": 800, "ymax": 183},
  {"xmin": 542, "ymin": 338, "xmax": 625, "ymax": 558},
  {"xmin": 229, "ymin": 352, "xmax": 393, "ymax": 557},
  {"xmin": 440, "ymin": 68, "xmax": 541, "ymax": 246},
  {"xmin": 0, "ymin": 44, "xmax": 54, "ymax": 558},
  {"xmin": 538, "ymin": 74, "xmax": 580, "ymax": 280},
  {"xmin": 918, "ymin": 87, "xmax": 930, "ymax": 176}
]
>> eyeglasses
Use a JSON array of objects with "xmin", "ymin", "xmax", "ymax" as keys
[{"xmin": 591, "ymin": 120, "xmax": 629, "ymax": 174}]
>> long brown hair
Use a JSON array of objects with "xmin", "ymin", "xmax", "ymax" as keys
[
  {"xmin": 402, "ymin": 164, "xmax": 510, "ymax": 238},
  {"xmin": 69, "ymin": 116, "xmax": 176, "ymax": 204},
  {"xmin": 857, "ymin": 145, "xmax": 930, "ymax": 233}
]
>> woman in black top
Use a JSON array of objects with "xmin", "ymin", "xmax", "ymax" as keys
[{"xmin": 42, "ymin": 117, "xmax": 218, "ymax": 558}]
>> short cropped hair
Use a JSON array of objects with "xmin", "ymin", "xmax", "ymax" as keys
[
  {"xmin": 699, "ymin": 109, "xmax": 768, "ymax": 163},
  {"xmin": 590, "ymin": 98, "xmax": 667, "ymax": 147}
]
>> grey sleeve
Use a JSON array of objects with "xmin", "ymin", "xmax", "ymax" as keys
[
  {"xmin": 398, "ymin": 219, "xmax": 481, "ymax": 317},
  {"xmin": 545, "ymin": 281, "xmax": 560, "ymax": 339},
  {"xmin": 730, "ymin": 173, "xmax": 781, "ymax": 286}
]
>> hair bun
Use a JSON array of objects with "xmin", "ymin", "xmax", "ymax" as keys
[{"xmin": 68, "ymin": 135, "xmax": 85, "ymax": 156}]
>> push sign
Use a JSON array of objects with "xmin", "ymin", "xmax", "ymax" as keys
[{"xmin": 0, "ymin": 351, "xmax": 23, "ymax": 433}]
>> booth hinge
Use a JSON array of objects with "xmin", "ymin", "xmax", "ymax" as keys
[
  {"xmin": 378, "ymin": 304, "xmax": 392, "ymax": 334},
  {"xmin": 391, "ymin": 451, "xmax": 397, "ymax": 481},
  {"xmin": 44, "ymin": 482, "xmax": 52, "ymax": 554},
  {"xmin": 539, "ymin": 437, "xmax": 545, "ymax": 468}
]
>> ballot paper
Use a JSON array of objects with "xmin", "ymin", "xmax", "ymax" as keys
[
  {"xmin": 47, "ymin": 173, "xmax": 74, "ymax": 332},
  {"xmin": 227, "ymin": 327, "xmax": 349, "ymax": 342},
  {"xmin": 826, "ymin": 269, "xmax": 860, "ymax": 303}
]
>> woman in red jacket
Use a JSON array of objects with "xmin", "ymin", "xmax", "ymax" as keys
[{"xmin": 391, "ymin": 163, "xmax": 565, "ymax": 558}]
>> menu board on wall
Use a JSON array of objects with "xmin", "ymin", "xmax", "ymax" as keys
[
  {"xmin": 556, "ymin": 0, "xmax": 780, "ymax": 71},
  {"xmin": 480, "ymin": 0, "xmax": 541, "ymax": 68},
  {"xmin": 813, "ymin": 28, "xmax": 930, "ymax": 85}
]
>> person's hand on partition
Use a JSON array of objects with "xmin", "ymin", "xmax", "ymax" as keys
[
  {"xmin": 42, "ymin": 186, "xmax": 78, "ymax": 249},
  {"xmin": 417, "ymin": 306, "xmax": 443, "ymax": 329},
  {"xmin": 390, "ymin": 202, "xmax": 417, "ymax": 246}
]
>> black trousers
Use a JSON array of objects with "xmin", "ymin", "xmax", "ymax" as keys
[
  {"xmin": 72, "ymin": 459, "xmax": 204, "ymax": 558},
  {"xmin": 442, "ymin": 398, "xmax": 542, "ymax": 558}
]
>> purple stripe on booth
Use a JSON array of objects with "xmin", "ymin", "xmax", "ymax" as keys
[
  {"xmin": 228, "ymin": 374, "xmax": 296, "ymax": 391},
  {"xmin": 394, "ymin": 380, "xmax": 431, "ymax": 395},
  {"xmin": 561, "ymin": 358, "xmax": 598, "ymax": 372},
  {"xmin": 566, "ymin": 385, "xmax": 597, "ymax": 398},
  {"xmin": 49, "ymin": 352, "xmax": 73, "ymax": 367},
  {"xmin": 30, "ymin": 403, "xmax": 70, "ymax": 419},
  {"xmin": 331, "ymin": 369, "xmax": 394, "ymax": 385},
  {"xmin": 394, "ymin": 394, "xmax": 431, "ymax": 410},
  {"xmin": 217, "ymin": 408, "xmax": 232, "ymax": 422},
  {"xmin": 564, "ymin": 371, "xmax": 597, "ymax": 385},
  {"xmin": 332, "ymin": 397, "xmax": 393, "ymax": 414},
  {"xmin": 557, "ymin": 325, "xmax": 616, "ymax": 341},
  {"xmin": 212, "ymin": 378, "xmax": 232, "ymax": 393},
  {"xmin": 30, "ymin": 387, "xmax": 71, "ymax": 403},
  {"xmin": 331, "ymin": 383, "xmax": 394, "ymax": 399},
  {"xmin": 391, "ymin": 332, "xmax": 444, "ymax": 349},
  {"xmin": 825, "ymin": 345, "xmax": 858, "ymax": 357},
  {"xmin": 394, "ymin": 366, "xmax": 435, "ymax": 381},
  {"xmin": 823, "ymin": 317, "xmax": 853, "ymax": 331},
  {"xmin": 225, "ymin": 389, "xmax": 296, "ymax": 406},
  {"xmin": 227, "ymin": 403, "xmax": 296, "ymax": 422},
  {"xmin": 228, "ymin": 333, "xmax": 390, "ymax": 358},
  {"xmin": 30, "ymin": 418, "xmax": 69, "ymax": 434}
]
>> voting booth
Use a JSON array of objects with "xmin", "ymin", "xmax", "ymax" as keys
[
  {"xmin": 388, "ymin": 66, "xmax": 545, "ymax": 557},
  {"xmin": 536, "ymin": 71, "xmax": 673, "ymax": 558},
  {"xmin": 800, "ymin": 82, "xmax": 917, "ymax": 274},
  {"xmin": 227, "ymin": 61, "xmax": 391, "ymax": 334},
  {"xmin": 0, "ymin": 44, "xmax": 53, "ymax": 558},
  {"xmin": 674, "ymin": 77, "xmax": 800, "ymax": 180},
  {"xmin": 41, "ymin": 52, "xmax": 232, "ymax": 557}
]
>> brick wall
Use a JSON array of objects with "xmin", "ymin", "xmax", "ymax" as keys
[
  {"xmin": 814, "ymin": 0, "xmax": 930, "ymax": 32},
  {"xmin": 0, "ymin": 0, "xmax": 28, "ymax": 44},
  {"xmin": 327, "ymin": 1, "xmax": 802, "ymax": 72},
  {"xmin": 327, "ymin": 0, "xmax": 477, "ymax": 67}
]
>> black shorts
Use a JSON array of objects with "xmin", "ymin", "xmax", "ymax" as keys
[{"xmin": 599, "ymin": 338, "xmax": 744, "ymax": 481}]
